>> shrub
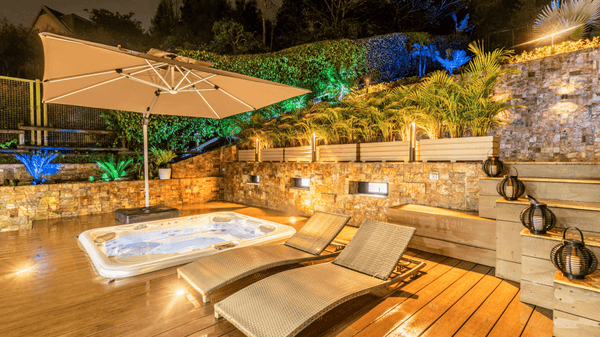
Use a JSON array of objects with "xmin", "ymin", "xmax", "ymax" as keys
[{"xmin": 14, "ymin": 151, "xmax": 60, "ymax": 185}]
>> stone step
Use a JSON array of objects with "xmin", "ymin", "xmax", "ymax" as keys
[
  {"xmin": 553, "ymin": 270, "xmax": 600, "ymax": 337},
  {"xmin": 507, "ymin": 162, "xmax": 600, "ymax": 180},
  {"xmin": 479, "ymin": 177, "xmax": 600, "ymax": 219},
  {"xmin": 388, "ymin": 204, "xmax": 496, "ymax": 267},
  {"xmin": 520, "ymin": 228, "xmax": 600, "ymax": 310}
]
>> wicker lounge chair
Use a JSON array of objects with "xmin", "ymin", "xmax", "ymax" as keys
[
  {"xmin": 213, "ymin": 220, "xmax": 426, "ymax": 337},
  {"xmin": 177, "ymin": 211, "xmax": 351, "ymax": 303}
]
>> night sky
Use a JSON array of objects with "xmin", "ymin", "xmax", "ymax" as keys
[{"xmin": 1, "ymin": 0, "xmax": 281, "ymax": 30}]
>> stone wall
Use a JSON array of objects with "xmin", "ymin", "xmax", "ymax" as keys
[
  {"xmin": 0, "ymin": 163, "xmax": 98, "ymax": 182},
  {"xmin": 171, "ymin": 146, "xmax": 235, "ymax": 178},
  {"xmin": 0, "ymin": 177, "xmax": 222, "ymax": 231},
  {"xmin": 222, "ymin": 161, "xmax": 484, "ymax": 227},
  {"xmin": 494, "ymin": 46, "xmax": 600, "ymax": 161}
]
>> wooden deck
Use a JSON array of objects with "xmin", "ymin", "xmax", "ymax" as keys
[{"xmin": 0, "ymin": 202, "xmax": 552, "ymax": 337}]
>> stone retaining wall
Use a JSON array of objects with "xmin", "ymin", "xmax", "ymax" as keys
[
  {"xmin": 222, "ymin": 161, "xmax": 484, "ymax": 227},
  {"xmin": 495, "ymin": 46, "xmax": 600, "ymax": 161},
  {"xmin": 0, "ymin": 177, "xmax": 222, "ymax": 231},
  {"xmin": 0, "ymin": 163, "xmax": 98, "ymax": 182}
]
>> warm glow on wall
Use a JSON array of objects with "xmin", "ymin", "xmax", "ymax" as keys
[
  {"xmin": 556, "ymin": 84, "xmax": 579, "ymax": 95},
  {"xmin": 551, "ymin": 102, "xmax": 579, "ymax": 114}
]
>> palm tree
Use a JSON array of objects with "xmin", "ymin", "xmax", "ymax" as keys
[
  {"xmin": 458, "ymin": 42, "xmax": 518, "ymax": 136},
  {"xmin": 534, "ymin": 0, "xmax": 600, "ymax": 41}
]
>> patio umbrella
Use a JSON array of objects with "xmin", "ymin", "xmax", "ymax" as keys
[{"xmin": 39, "ymin": 32, "xmax": 310, "ymax": 210}]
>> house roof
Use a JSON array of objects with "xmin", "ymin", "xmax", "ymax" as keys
[{"xmin": 29, "ymin": 5, "xmax": 94, "ymax": 34}]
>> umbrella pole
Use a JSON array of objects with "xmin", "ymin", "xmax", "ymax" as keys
[{"xmin": 143, "ymin": 113, "xmax": 150, "ymax": 208}]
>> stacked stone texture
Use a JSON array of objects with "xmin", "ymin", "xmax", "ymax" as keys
[
  {"xmin": 222, "ymin": 161, "xmax": 484, "ymax": 227},
  {"xmin": 0, "ymin": 177, "xmax": 222, "ymax": 231},
  {"xmin": 494, "ymin": 46, "xmax": 600, "ymax": 161},
  {"xmin": 0, "ymin": 163, "xmax": 98, "ymax": 181}
]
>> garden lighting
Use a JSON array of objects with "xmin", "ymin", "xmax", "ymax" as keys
[{"xmin": 551, "ymin": 227, "xmax": 598, "ymax": 279}]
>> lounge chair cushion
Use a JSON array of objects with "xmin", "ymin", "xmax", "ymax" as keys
[
  {"xmin": 214, "ymin": 262, "xmax": 384, "ymax": 337},
  {"xmin": 333, "ymin": 220, "xmax": 415, "ymax": 280},
  {"xmin": 284, "ymin": 211, "xmax": 350, "ymax": 255}
]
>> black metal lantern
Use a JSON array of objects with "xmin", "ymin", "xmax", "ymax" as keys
[
  {"xmin": 551, "ymin": 227, "xmax": 598, "ymax": 280},
  {"xmin": 482, "ymin": 156, "xmax": 505, "ymax": 177},
  {"xmin": 520, "ymin": 195, "xmax": 556, "ymax": 234},
  {"xmin": 496, "ymin": 168, "xmax": 525, "ymax": 201}
]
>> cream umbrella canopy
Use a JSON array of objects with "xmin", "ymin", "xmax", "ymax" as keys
[{"xmin": 39, "ymin": 32, "xmax": 310, "ymax": 209}]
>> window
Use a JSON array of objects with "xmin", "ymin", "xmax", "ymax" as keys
[
  {"xmin": 357, "ymin": 182, "xmax": 388, "ymax": 196},
  {"xmin": 249, "ymin": 175, "xmax": 260, "ymax": 184},
  {"xmin": 293, "ymin": 177, "xmax": 310, "ymax": 189}
]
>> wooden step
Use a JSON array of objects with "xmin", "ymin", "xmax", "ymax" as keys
[
  {"xmin": 479, "ymin": 177, "xmax": 600, "ymax": 219},
  {"xmin": 553, "ymin": 270, "xmax": 600, "ymax": 337},
  {"xmin": 507, "ymin": 162, "xmax": 600, "ymax": 180},
  {"xmin": 495, "ymin": 198, "xmax": 600, "ymax": 283},
  {"xmin": 520, "ymin": 228, "xmax": 600, "ymax": 310},
  {"xmin": 496, "ymin": 198, "xmax": 600, "ymax": 233},
  {"xmin": 388, "ymin": 204, "xmax": 496, "ymax": 267}
]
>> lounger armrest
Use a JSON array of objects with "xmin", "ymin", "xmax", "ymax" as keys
[
  {"xmin": 323, "ymin": 241, "xmax": 346, "ymax": 254},
  {"xmin": 387, "ymin": 257, "xmax": 426, "ymax": 285}
]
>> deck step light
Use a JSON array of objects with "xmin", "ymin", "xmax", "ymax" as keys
[
  {"xmin": 482, "ymin": 156, "xmax": 505, "ymax": 177},
  {"xmin": 520, "ymin": 195, "xmax": 556, "ymax": 234},
  {"xmin": 496, "ymin": 168, "xmax": 525, "ymax": 201},
  {"xmin": 551, "ymin": 227, "xmax": 598, "ymax": 280}
]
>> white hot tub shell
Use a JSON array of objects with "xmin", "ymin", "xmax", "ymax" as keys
[{"xmin": 78, "ymin": 212, "xmax": 296, "ymax": 278}]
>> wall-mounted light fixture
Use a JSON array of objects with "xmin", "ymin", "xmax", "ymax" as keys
[{"xmin": 561, "ymin": 94, "xmax": 568, "ymax": 102}]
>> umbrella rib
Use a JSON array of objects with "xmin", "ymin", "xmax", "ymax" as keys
[
  {"xmin": 45, "ymin": 63, "xmax": 164, "ymax": 83},
  {"xmin": 216, "ymin": 87, "xmax": 256, "ymax": 110},
  {"xmin": 195, "ymin": 91, "xmax": 222, "ymax": 119},
  {"xmin": 145, "ymin": 60, "xmax": 172, "ymax": 89},
  {"xmin": 44, "ymin": 76, "xmax": 126, "ymax": 103},
  {"xmin": 118, "ymin": 73, "xmax": 170, "ymax": 91},
  {"xmin": 177, "ymin": 73, "xmax": 217, "ymax": 91},
  {"xmin": 173, "ymin": 66, "xmax": 192, "ymax": 90},
  {"xmin": 187, "ymin": 70, "xmax": 255, "ymax": 110}
]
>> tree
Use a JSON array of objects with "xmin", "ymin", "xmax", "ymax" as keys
[
  {"xmin": 180, "ymin": 0, "xmax": 233, "ymax": 44},
  {"xmin": 273, "ymin": 0, "xmax": 395, "ymax": 49},
  {"xmin": 83, "ymin": 9, "xmax": 149, "ymax": 51},
  {"xmin": 150, "ymin": 0, "xmax": 179, "ymax": 38},
  {"xmin": 533, "ymin": 0, "xmax": 600, "ymax": 41},
  {"xmin": 210, "ymin": 19, "xmax": 261, "ymax": 54},
  {"xmin": 232, "ymin": 0, "xmax": 262, "ymax": 35},
  {"xmin": 0, "ymin": 18, "xmax": 43, "ymax": 79}
]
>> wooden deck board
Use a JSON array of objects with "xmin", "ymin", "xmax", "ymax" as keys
[{"xmin": 0, "ymin": 201, "xmax": 552, "ymax": 337}]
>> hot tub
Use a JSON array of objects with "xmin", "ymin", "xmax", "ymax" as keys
[{"xmin": 78, "ymin": 212, "xmax": 296, "ymax": 278}]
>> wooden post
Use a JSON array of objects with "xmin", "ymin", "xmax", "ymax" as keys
[
  {"xmin": 29, "ymin": 80, "xmax": 35, "ymax": 145},
  {"xmin": 43, "ymin": 103, "xmax": 48, "ymax": 146},
  {"xmin": 35, "ymin": 79, "xmax": 42, "ymax": 146}
]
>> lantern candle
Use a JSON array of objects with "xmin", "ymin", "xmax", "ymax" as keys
[
  {"xmin": 566, "ymin": 247, "xmax": 581, "ymax": 276},
  {"xmin": 490, "ymin": 165, "xmax": 499, "ymax": 176},
  {"xmin": 505, "ymin": 185, "xmax": 513, "ymax": 197},
  {"xmin": 532, "ymin": 214, "xmax": 544, "ymax": 232}
]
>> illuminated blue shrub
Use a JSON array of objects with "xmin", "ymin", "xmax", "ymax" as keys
[
  {"xmin": 436, "ymin": 49, "xmax": 471, "ymax": 75},
  {"xmin": 14, "ymin": 151, "xmax": 61, "ymax": 185},
  {"xmin": 361, "ymin": 33, "xmax": 411, "ymax": 82}
]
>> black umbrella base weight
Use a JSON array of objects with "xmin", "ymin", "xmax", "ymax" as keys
[{"xmin": 114, "ymin": 205, "xmax": 180, "ymax": 224}]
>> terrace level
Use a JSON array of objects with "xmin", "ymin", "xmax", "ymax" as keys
[{"xmin": 0, "ymin": 202, "xmax": 551, "ymax": 337}]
